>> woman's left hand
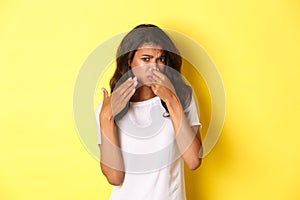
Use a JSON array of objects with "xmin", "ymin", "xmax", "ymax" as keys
[{"xmin": 151, "ymin": 68, "xmax": 176, "ymax": 102}]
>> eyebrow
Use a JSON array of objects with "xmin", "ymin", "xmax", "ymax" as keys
[
  {"xmin": 141, "ymin": 54, "xmax": 165, "ymax": 58},
  {"xmin": 141, "ymin": 54, "xmax": 153, "ymax": 57}
]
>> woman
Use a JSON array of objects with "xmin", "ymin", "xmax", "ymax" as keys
[{"xmin": 96, "ymin": 24, "xmax": 203, "ymax": 200}]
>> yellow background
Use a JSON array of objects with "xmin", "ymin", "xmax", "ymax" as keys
[{"xmin": 1, "ymin": 0, "xmax": 300, "ymax": 199}]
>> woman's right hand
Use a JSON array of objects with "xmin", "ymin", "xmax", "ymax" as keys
[
  {"xmin": 99, "ymin": 78, "xmax": 136, "ymax": 185},
  {"xmin": 100, "ymin": 77, "xmax": 138, "ymax": 121}
]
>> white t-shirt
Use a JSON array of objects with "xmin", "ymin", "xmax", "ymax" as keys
[{"xmin": 96, "ymin": 96, "xmax": 201, "ymax": 200}]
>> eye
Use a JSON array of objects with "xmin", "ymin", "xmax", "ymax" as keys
[
  {"xmin": 159, "ymin": 56, "xmax": 166, "ymax": 64},
  {"xmin": 142, "ymin": 57, "xmax": 150, "ymax": 62}
]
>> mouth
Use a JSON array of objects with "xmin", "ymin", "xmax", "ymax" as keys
[{"xmin": 147, "ymin": 75, "xmax": 153, "ymax": 80}]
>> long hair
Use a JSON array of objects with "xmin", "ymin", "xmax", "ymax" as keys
[{"xmin": 110, "ymin": 24, "xmax": 192, "ymax": 120}]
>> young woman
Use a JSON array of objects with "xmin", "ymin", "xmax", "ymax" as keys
[{"xmin": 96, "ymin": 24, "xmax": 203, "ymax": 200}]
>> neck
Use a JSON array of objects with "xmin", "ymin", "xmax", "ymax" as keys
[{"xmin": 131, "ymin": 85, "xmax": 156, "ymax": 102}]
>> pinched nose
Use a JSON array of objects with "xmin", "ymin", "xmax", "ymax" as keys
[{"xmin": 148, "ymin": 65, "xmax": 159, "ymax": 72}]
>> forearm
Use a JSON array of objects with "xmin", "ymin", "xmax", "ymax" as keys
[
  {"xmin": 99, "ymin": 116, "xmax": 124, "ymax": 185},
  {"xmin": 165, "ymin": 94, "xmax": 202, "ymax": 170}
]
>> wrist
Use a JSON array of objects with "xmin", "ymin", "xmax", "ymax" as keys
[
  {"xmin": 100, "ymin": 113, "xmax": 115, "ymax": 134},
  {"xmin": 100, "ymin": 109, "xmax": 114, "ymax": 123},
  {"xmin": 165, "ymin": 93, "xmax": 181, "ymax": 109}
]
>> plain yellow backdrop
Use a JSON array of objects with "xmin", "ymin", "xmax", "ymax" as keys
[{"xmin": 1, "ymin": 0, "xmax": 300, "ymax": 199}]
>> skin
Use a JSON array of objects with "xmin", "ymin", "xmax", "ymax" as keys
[{"xmin": 99, "ymin": 43, "xmax": 202, "ymax": 186}]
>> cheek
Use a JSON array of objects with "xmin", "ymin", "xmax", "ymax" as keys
[
  {"xmin": 130, "ymin": 58, "xmax": 146, "ymax": 79},
  {"xmin": 130, "ymin": 57, "xmax": 144, "ymax": 68},
  {"xmin": 131, "ymin": 65, "xmax": 148, "ymax": 79}
]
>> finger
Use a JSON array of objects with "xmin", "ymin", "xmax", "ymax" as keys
[
  {"xmin": 123, "ymin": 87, "xmax": 136, "ymax": 102},
  {"xmin": 116, "ymin": 77, "xmax": 136, "ymax": 96},
  {"xmin": 151, "ymin": 84, "xmax": 158, "ymax": 94},
  {"xmin": 152, "ymin": 73, "xmax": 162, "ymax": 85},
  {"xmin": 152, "ymin": 70, "xmax": 165, "ymax": 80},
  {"xmin": 152, "ymin": 71, "xmax": 167, "ymax": 86},
  {"xmin": 153, "ymin": 72, "xmax": 175, "ymax": 90},
  {"xmin": 121, "ymin": 78, "xmax": 138, "ymax": 98},
  {"xmin": 101, "ymin": 88, "xmax": 109, "ymax": 100}
]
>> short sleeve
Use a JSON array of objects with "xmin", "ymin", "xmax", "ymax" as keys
[
  {"xmin": 95, "ymin": 103, "xmax": 102, "ymax": 144},
  {"xmin": 184, "ymin": 97, "xmax": 202, "ymax": 129}
]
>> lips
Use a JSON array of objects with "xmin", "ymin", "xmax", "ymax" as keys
[{"xmin": 147, "ymin": 75, "xmax": 153, "ymax": 80}]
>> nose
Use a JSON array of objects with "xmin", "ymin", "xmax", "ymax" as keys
[
  {"xmin": 149, "ymin": 59, "xmax": 160, "ymax": 68},
  {"xmin": 147, "ymin": 60, "xmax": 157, "ymax": 70}
]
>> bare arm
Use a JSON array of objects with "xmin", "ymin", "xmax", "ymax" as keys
[
  {"xmin": 99, "ymin": 113, "xmax": 124, "ymax": 186},
  {"xmin": 151, "ymin": 70, "xmax": 202, "ymax": 170},
  {"xmin": 98, "ymin": 77, "xmax": 137, "ymax": 185},
  {"xmin": 165, "ymin": 94, "xmax": 202, "ymax": 170}
]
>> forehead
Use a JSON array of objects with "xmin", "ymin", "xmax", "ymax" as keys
[{"xmin": 136, "ymin": 43, "xmax": 164, "ymax": 55}]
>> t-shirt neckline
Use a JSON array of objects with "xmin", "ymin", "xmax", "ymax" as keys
[{"xmin": 129, "ymin": 96, "xmax": 160, "ymax": 106}]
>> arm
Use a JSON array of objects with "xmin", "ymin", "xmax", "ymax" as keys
[
  {"xmin": 151, "ymin": 70, "xmax": 202, "ymax": 170},
  {"xmin": 165, "ymin": 94, "xmax": 202, "ymax": 170},
  {"xmin": 98, "ymin": 77, "xmax": 137, "ymax": 185},
  {"xmin": 99, "ymin": 112, "xmax": 125, "ymax": 186}
]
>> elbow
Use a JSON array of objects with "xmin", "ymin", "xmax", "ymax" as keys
[
  {"xmin": 187, "ymin": 157, "xmax": 202, "ymax": 170},
  {"xmin": 106, "ymin": 173, "xmax": 124, "ymax": 186},
  {"xmin": 188, "ymin": 145, "xmax": 204, "ymax": 170},
  {"xmin": 101, "ymin": 164, "xmax": 125, "ymax": 186},
  {"xmin": 104, "ymin": 170, "xmax": 125, "ymax": 186}
]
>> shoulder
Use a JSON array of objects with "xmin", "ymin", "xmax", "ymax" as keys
[{"xmin": 184, "ymin": 96, "xmax": 198, "ymax": 113}]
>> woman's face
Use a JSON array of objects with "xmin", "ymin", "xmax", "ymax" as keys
[{"xmin": 129, "ymin": 43, "xmax": 166, "ymax": 86}]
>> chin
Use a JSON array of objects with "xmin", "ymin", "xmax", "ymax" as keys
[
  {"xmin": 138, "ymin": 79, "xmax": 152, "ymax": 87},
  {"xmin": 141, "ymin": 83, "xmax": 152, "ymax": 88}
]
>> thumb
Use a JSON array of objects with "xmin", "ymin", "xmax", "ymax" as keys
[
  {"xmin": 101, "ymin": 88, "xmax": 109, "ymax": 99},
  {"xmin": 151, "ymin": 84, "xmax": 157, "ymax": 94}
]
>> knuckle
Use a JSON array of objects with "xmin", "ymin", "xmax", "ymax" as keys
[{"xmin": 127, "ymin": 80, "xmax": 133, "ymax": 86}]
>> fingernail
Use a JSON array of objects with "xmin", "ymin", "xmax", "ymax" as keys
[
  {"xmin": 128, "ymin": 77, "xmax": 132, "ymax": 81},
  {"xmin": 133, "ymin": 77, "xmax": 137, "ymax": 81}
]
